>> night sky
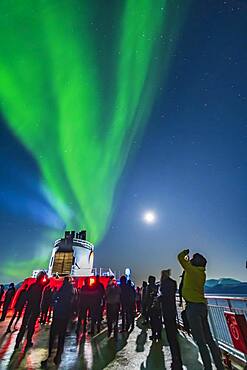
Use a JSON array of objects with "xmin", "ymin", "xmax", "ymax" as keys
[{"xmin": 0, "ymin": 0, "xmax": 246, "ymax": 283}]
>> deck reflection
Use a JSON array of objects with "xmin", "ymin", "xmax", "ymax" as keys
[{"xmin": 0, "ymin": 313, "xmax": 208, "ymax": 369}]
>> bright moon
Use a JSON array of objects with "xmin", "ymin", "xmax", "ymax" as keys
[{"xmin": 143, "ymin": 211, "xmax": 156, "ymax": 224}]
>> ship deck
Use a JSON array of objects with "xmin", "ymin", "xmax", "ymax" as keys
[{"xmin": 0, "ymin": 312, "xmax": 225, "ymax": 370}]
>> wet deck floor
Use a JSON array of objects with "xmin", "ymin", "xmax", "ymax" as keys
[{"xmin": 0, "ymin": 312, "xmax": 217, "ymax": 369}]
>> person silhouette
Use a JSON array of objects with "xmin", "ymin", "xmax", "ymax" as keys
[
  {"xmin": 0, "ymin": 283, "xmax": 15, "ymax": 321},
  {"xmin": 15, "ymin": 271, "xmax": 48, "ymax": 350},
  {"xmin": 160, "ymin": 269, "xmax": 183, "ymax": 369},
  {"xmin": 41, "ymin": 277, "xmax": 74, "ymax": 366},
  {"xmin": 6, "ymin": 284, "xmax": 28, "ymax": 333},
  {"xmin": 178, "ymin": 249, "xmax": 224, "ymax": 370}
]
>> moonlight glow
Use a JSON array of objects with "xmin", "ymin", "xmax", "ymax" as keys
[{"xmin": 143, "ymin": 211, "xmax": 156, "ymax": 224}]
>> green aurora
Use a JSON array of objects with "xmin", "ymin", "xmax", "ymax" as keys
[{"xmin": 0, "ymin": 0, "xmax": 187, "ymax": 279}]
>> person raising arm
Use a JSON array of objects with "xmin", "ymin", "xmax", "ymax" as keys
[{"xmin": 177, "ymin": 249, "xmax": 224, "ymax": 370}]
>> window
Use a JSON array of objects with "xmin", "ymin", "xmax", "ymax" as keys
[{"xmin": 52, "ymin": 252, "xmax": 73, "ymax": 275}]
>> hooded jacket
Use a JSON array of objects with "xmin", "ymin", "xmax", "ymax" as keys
[
  {"xmin": 53, "ymin": 282, "xmax": 73, "ymax": 319},
  {"xmin": 4, "ymin": 286, "xmax": 16, "ymax": 305},
  {"xmin": 106, "ymin": 282, "xmax": 121, "ymax": 305},
  {"xmin": 177, "ymin": 250, "xmax": 206, "ymax": 304},
  {"xmin": 26, "ymin": 282, "xmax": 44, "ymax": 314}
]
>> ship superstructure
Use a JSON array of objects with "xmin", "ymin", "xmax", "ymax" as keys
[{"xmin": 48, "ymin": 230, "xmax": 94, "ymax": 277}]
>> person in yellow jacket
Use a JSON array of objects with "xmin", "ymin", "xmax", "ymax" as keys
[{"xmin": 178, "ymin": 249, "xmax": 224, "ymax": 370}]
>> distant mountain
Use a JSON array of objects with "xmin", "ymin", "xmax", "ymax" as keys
[
  {"xmin": 205, "ymin": 278, "xmax": 247, "ymax": 295},
  {"xmin": 206, "ymin": 278, "xmax": 241, "ymax": 287},
  {"xmin": 205, "ymin": 279, "xmax": 221, "ymax": 288}
]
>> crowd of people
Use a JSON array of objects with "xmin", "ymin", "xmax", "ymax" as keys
[{"xmin": 0, "ymin": 249, "xmax": 225, "ymax": 370}]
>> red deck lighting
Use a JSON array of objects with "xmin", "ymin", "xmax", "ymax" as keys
[{"xmin": 89, "ymin": 277, "xmax": 96, "ymax": 286}]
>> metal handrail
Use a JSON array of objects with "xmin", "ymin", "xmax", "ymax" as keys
[
  {"xmin": 206, "ymin": 295, "xmax": 247, "ymax": 302},
  {"xmin": 53, "ymin": 238, "xmax": 94, "ymax": 251},
  {"xmin": 177, "ymin": 294, "xmax": 247, "ymax": 365}
]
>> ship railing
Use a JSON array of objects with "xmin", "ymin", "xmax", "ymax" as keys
[
  {"xmin": 206, "ymin": 295, "xmax": 247, "ymax": 364},
  {"xmin": 53, "ymin": 238, "xmax": 94, "ymax": 251},
  {"xmin": 91, "ymin": 268, "xmax": 121, "ymax": 279},
  {"xmin": 176, "ymin": 294, "xmax": 247, "ymax": 365},
  {"xmin": 70, "ymin": 267, "xmax": 92, "ymax": 276}
]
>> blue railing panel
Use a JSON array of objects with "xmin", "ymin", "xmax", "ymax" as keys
[{"xmin": 176, "ymin": 295, "xmax": 247, "ymax": 365}]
